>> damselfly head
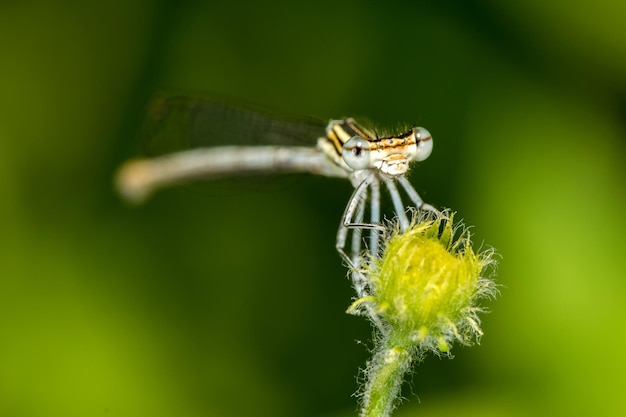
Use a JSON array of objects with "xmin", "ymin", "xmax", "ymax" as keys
[{"xmin": 340, "ymin": 126, "xmax": 433, "ymax": 177}]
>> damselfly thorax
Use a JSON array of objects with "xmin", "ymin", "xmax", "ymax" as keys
[{"xmin": 116, "ymin": 94, "xmax": 437, "ymax": 299}]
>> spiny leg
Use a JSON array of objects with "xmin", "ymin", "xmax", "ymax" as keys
[
  {"xmin": 368, "ymin": 179, "xmax": 381, "ymax": 257},
  {"xmin": 383, "ymin": 177, "xmax": 410, "ymax": 232},
  {"xmin": 350, "ymin": 184, "xmax": 367, "ymax": 264},
  {"xmin": 397, "ymin": 176, "xmax": 440, "ymax": 215},
  {"xmin": 350, "ymin": 192, "xmax": 368, "ymax": 298},
  {"xmin": 336, "ymin": 174, "xmax": 385, "ymax": 299},
  {"xmin": 337, "ymin": 174, "xmax": 385, "ymax": 263},
  {"xmin": 336, "ymin": 175, "xmax": 371, "ymax": 267}
]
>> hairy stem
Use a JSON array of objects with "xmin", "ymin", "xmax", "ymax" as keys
[{"xmin": 361, "ymin": 335, "xmax": 413, "ymax": 417}]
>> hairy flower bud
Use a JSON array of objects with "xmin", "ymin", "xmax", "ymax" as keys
[{"xmin": 351, "ymin": 213, "xmax": 497, "ymax": 353}]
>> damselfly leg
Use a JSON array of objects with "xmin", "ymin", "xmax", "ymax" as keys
[
  {"xmin": 336, "ymin": 171, "xmax": 436, "ymax": 298},
  {"xmin": 336, "ymin": 173, "xmax": 383, "ymax": 297}
]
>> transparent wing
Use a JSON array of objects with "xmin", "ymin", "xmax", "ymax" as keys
[{"xmin": 141, "ymin": 93, "xmax": 327, "ymax": 155}]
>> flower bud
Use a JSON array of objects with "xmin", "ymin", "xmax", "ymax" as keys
[{"xmin": 351, "ymin": 213, "xmax": 496, "ymax": 354}]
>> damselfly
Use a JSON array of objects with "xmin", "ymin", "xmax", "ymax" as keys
[{"xmin": 116, "ymin": 94, "xmax": 436, "ymax": 297}]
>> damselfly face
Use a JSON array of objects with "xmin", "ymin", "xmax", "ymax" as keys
[{"xmin": 320, "ymin": 119, "xmax": 433, "ymax": 178}]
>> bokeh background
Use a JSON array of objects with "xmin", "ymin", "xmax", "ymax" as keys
[{"xmin": 1, "ymin": 1, "xmax": 625, "ymax": 416}]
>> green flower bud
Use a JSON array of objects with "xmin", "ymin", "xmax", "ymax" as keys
[{"xmin": 350, "ymin": 213, "xmax": 497, "ymax": 354}]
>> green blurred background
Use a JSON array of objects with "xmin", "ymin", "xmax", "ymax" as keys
[{"xmin": 1, "ymin": 1, "xmax": 625, "ymax": 416}]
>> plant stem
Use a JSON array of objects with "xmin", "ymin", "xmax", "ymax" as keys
[{"xmin": 361, "ymin": 335, "xmax": 413, "ymax": 417}]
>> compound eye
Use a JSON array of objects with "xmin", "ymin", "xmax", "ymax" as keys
[
  {"xmin": 414, "ymin": 127, "xmax": 433, "ymax": 162},
  {"xmin": 342, "ymin": 136, "xmax": 371, "ymax": 170}
]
